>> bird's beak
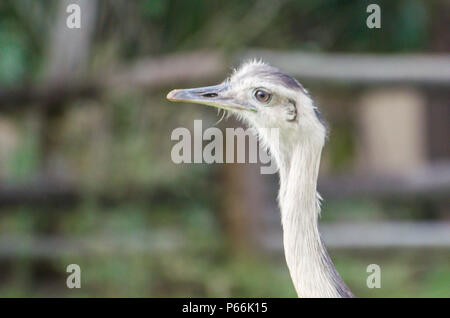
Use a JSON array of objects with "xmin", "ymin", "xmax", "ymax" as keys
[{"xmin": 166, "ymin": 83, "xmax": 256, "ymax": 112}]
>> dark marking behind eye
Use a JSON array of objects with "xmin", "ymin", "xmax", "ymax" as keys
[
  {"xmin": 313, "ymin": 106, "xmax": 329, "ymax": 139},
  {"xmin": 274, "ymin": 72, "xmax": 306, "ymax": 92},
  {"xmin": 248, "ymin": 69, "xmax": 306, "ymax": 93},
  {"xmin": 314, "ymin": 108, "xmax": 325, "ymax": 125}
]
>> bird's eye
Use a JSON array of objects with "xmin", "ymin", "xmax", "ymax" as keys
[{"xmin": 254, "ymin": 89, "xmax": 271, "ymax": 103}]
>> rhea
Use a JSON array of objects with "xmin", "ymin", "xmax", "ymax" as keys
[{"xmin": 167, "ymin": 61, "xmax": 353, "ymax": 298}]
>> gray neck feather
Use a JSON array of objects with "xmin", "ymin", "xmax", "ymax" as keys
[{"xmin": 275, "ymin": 138, "xmax": 353, "ymax": 298}]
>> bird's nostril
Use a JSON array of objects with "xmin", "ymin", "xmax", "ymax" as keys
[{"xmin": 202, "ymin": 93, "xmax": 218, "ymax": 98}]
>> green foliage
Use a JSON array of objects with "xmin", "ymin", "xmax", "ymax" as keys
[
  {"xmin": 141, "ymin": 0, "xmax": 169, "ymax": 20},
  {"xmin": 0, "ymin": 21, "xmax": 28, "ymax": 84},
  {"xmin": 0, "ymin": 0, "xmax": 432, "ymax": 77}
]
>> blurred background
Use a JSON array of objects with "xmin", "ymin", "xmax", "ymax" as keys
[{"xmin": 0, "ymin": 0, "xmax": 449, "ymax": 297}]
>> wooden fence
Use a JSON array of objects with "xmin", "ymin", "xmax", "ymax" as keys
[{"xmin": 0, "ymin": 49, "xmax": 449, "ymax": 251}]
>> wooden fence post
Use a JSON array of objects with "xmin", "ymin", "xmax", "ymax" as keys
[{"xmin": 356, "ymin": 87, "xmax": 427, "ymax": 175}]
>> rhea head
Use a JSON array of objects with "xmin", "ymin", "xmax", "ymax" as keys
[
  {"xmin": 167, "ymin": 61, "xmax": 353, "ymax": 298},
  {"xmin": 167, "ymin": 61, "xmax": 326, "ymax": 165}
]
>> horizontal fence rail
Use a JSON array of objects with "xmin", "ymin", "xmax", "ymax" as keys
[
  {"xmin": 262, "ymin": 221, "xmax": 450, "ymax": 252},
  {"xmin": 0, "ymin": 163, "xmax": 448, "ymax": 207},
  {"xmin": 0, "ymin": 50, "xmax": 225, "ymax": 110},
  {"xmin": 241, "ymin": 50, "xmax": 450, "ymax": 85},
  {"xmin": 0, "ymin": 221, "xmax": 448, "ymax": 258},
  {"xmin": 1, "ymin": 50, "xmax": 450, "ymax": 111}
]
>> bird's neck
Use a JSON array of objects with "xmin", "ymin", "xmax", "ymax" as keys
[{"xmin": 276, "ymin": 139, "xmax": 352, "ymax": 298}]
